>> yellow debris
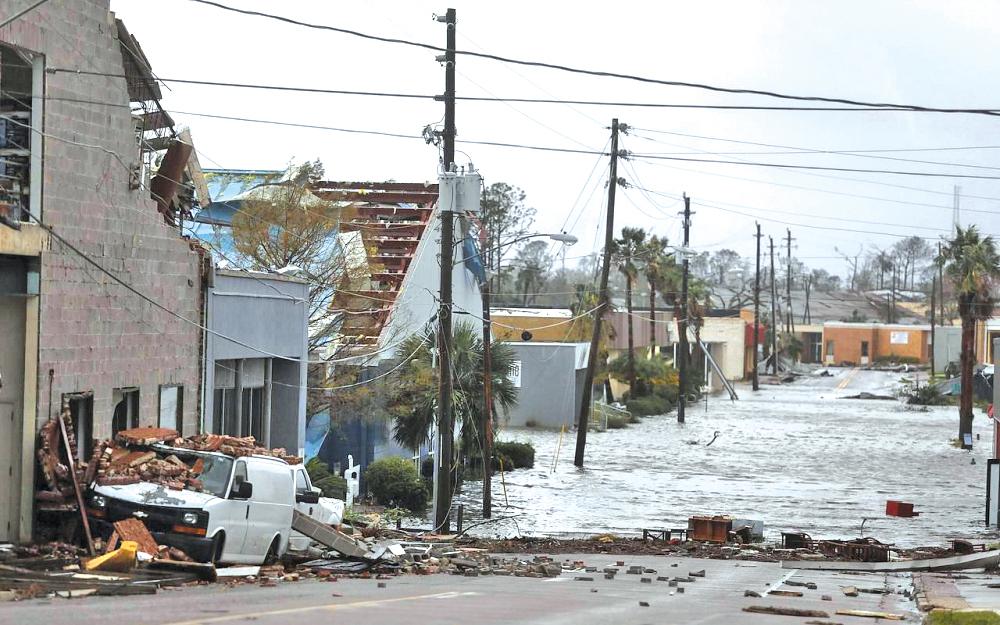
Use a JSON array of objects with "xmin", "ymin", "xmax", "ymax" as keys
[{"xmin": 84, "ymin": 540, "xmax": 138, "ymax": 573}]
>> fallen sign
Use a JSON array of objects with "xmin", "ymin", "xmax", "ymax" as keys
[{"xmin": 783, "ymin": 549, "xmax": 1000, "ymax": 572}]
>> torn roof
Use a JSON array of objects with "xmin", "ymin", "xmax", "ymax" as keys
[{"xmin": 114, "ymin": 18, "xmax": 161, "ymax": 102}]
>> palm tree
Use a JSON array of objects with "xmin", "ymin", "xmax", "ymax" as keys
[
  {"xmin": 643, "ymin": 236, "xmax": 671, "ymax": 357},
  {"xmin": 611, "ymin": 227, "xmax": 646, "ymax": 393},
  {"xmin": 939, "ymin": 226, "xmax": 1000, "ymax": 449},
  {"xmin": 388, "ymin": 322, "xmax": 519, "ymax": 457}
]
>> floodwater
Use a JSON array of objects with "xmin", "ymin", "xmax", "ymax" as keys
[{"xmin": 452, "ymin": 368, "xmax": 998, "ymax": 547}]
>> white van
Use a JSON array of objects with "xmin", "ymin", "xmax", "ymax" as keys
[
  {"xmin": 88, "ymin": 447, "xmax": 295, "ymax": 565},
  {"xmin": 288, "ymin": 463, "xmax": 345, "ymax": 552}
]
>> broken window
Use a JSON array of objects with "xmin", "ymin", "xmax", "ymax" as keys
[
  {"xmin": 111, "ymin": 388, "xmax": 140, "ymax": 436},
  {"xmin": 65, "ymin": 392, "xmax": 94, "ymax": 463},
  {"xmin": 158, "ymin": 385, "xmax": 183, "ymax": 435},
  {"xmin": 241, "ymin": 387, "xmax": 264, "ymax": 442},
  {"xmin": 0, "ymin": 43, "xmax": 36, "ymax": 227}
]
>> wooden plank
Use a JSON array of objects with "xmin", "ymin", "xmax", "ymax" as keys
[
  {"xmin": 743, "ymin": 606, "xmax": 829, "ymax": 618},
  {"xmin": 835, "ymin": 610, "xmax": 904, "ymax": 620},
  {"xmin": 57, "ymin": 413, "xmax": 94, "ymax": 556}
]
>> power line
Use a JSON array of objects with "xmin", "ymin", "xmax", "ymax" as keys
[
  {"xmin": 629, "ymin": 152, "xmax": 1000, "ymax": 181},
  {"xmin": 630, "ymin": 127, "xmax": 1000, "ymax": 172},
  {"xmin": 183, "ymin": 0, "xmax": 1000, "ymax": 116},
  {"xmin": 44, "ymin": 70, "xmax": 995, "ymax": 113},
  {"xmin": 628, "ymin": 154, "xmax": 1000, "ymax": 214},
  {"xmin": 0, "ymin": 0, "xmax": 51, "ymax": 28}
]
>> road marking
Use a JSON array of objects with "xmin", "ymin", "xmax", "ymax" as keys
[
  {"xmin": 836, "ymin": 367, "xmax": 859, "ymax": 390},
  {"xmin": 763, "ymin": 569, "xmax": 799, "ymax": 596},
  {"xmin": 165, "ymin": 591, "xmax": 478, "ymax": 625}
]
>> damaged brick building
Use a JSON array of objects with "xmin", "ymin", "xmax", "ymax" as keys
[{"xmin": 0, "ymin": 2, "xmax": 205, "ymax": 542}]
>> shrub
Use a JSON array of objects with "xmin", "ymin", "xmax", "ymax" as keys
[
  {"xmin": 306, "ymin": 458, "xmax": 348, "ymax": 499},
  {"xmin": 874, "ymin": 354, "xmax": 921, "ymax": 365},
  {"xmin": 364, "ymin": 457, "xmax": 428, "ymax": 511},
  {"xmin": 627, "ymin": 395, "xmax": 673, "ymax": 416},
  {"xmin": 605, "ymin": 414, "xmax": 628, "ymax": 429},
  {"xmin": 494, "ymin": 441, "xmax": 535, "ymax": 469},
  {"xmin": 904, "ymin": 383, "xmax": 950, "ymax": 406}
]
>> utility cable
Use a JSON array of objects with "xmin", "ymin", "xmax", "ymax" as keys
[{"xmin": 183, "ymin": 0, "xmax": 1000, "ymax": 116}]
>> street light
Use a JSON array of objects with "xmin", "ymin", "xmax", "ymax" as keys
[
  {"xmin": 476, "ymin": 230, "xmax": 576, "ymax": 519},
  {"xmin": 459, "ymin": 231, "xmax": 578, "ymax": 266}
]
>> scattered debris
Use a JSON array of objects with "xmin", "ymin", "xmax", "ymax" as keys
[
  {"xmin": 769, "ymin": 590, "xmax": 803, "ymax": 597},
  {"xmin": 834, "ymin": 609, "xmax": 904, "ymax": 620},
  {"xmin": 885, "ymin": 500, "xmax": 920, "ymax": 518},
  {"xmin": 743, "ymin": 606, "xmax": 830, "ymax": 618}
]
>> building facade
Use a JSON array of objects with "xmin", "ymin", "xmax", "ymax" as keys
[
  {"xmin": 1, "ymin": 3, "xmax": 205, "ymax": 542},
  {"xmin": 822, "ymin": 322, "xmax": 931, "ymax": 365},
  {"xmin": 502, "ymin": 342, "xmax": 589, "ymax": 429},
  {"xmin": 204, "ymin": 269, "xmax": 308, "ymax": 456}
]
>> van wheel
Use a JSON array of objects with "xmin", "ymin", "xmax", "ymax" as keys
[
  {"xmin": 263, "ymin": 537, "xmax": 281, "ymax": 566},
  {"xmin": 210, "ymin": 532, "xmax": 225, "ymax": 564}
]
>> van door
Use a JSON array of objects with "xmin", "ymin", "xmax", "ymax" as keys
[
  {"xmin": 217, "ymin": 460, "xmax": 251, "ymax": 561},
  {"xmin": 243, "ymin": 460, "xmax": 293, "ymax": 560}
]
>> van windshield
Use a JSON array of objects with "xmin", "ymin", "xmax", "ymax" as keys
[{"xmin": 188, "ymin": 455, "xmax": 234, "ymax": 498}]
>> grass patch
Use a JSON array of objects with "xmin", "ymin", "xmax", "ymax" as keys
[{"xmin": 926, "ymin": 610, "xmax": 1000, "ymax": 625}]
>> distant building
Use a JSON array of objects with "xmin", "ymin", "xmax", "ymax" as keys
[
  {"xmin": 204, "ymin": 269, "xmax": 308, "ymax": 456},
  {"xmin": 491, "ymin": 307, "xmax": 579, "ymax": 342},
  {"xmin": 821, "ymin": 322, "xmax": 931, "ymax": 365},
  {"xmin": 502, "ymin": 342, "xmax": 589, "ymax": 429}
]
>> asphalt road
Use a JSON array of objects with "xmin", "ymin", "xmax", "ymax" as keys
[{"xmin": 2, "ymin": 555, "xmax": 920, "ymax": 625}]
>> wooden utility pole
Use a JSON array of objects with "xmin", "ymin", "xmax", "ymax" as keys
[
  {"xmin": 677, "ymin": 194, "xmax": 692, "ymax": 423},
  {"xmin": 769, "ymin": 237, "xmax": 778, "ymax": 374},
  {"xmin": 434, "ymin": 7, "xmax": 457, "ymax": 533},
  {"xmin": 938, "ymin": 242, "xmax": 945, "ymax": 324},
  {"xmin": 785, "ymin": 229, "xmax": 795, "ymax": 335},
  {"xmin": 752, "ymin": 222, "xmax": 762, "ymax": 391},
  {"xmin": 930, "ymin": 274, "xmax": 937, "ymax": 376},
  {"xmin": 479, "ymin": 226, "xmax": 493, "ymax": 518},
  {"xmin": 575, "ymin": 119, "xmax": 621, "ymax": 467}
]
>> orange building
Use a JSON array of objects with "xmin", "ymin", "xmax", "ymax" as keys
[
  {"xmin": 822, "ymin": 322, "xmax": 931, "ymax": 365},
  {"xmin": 490, "ymin": 308, "xmax": 586, "ymax": 342}
]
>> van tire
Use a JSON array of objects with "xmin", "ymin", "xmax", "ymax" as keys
[
  {"xmin": 263, "ymin": 536, "xmax": 281, "ymax": 566},
  {"xmin": 210, "ymin": 532, "xmax": 225, "ymax": 564}
]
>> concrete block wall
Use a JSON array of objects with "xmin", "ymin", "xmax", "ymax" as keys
[{"xmin": 3, "ymin": 1, "xmax": 203, "ymax": 438}]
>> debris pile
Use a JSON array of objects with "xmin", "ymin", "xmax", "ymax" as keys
[{"xmin": 89, "ymin": 429, "xmax": 301, "ymax": 491}]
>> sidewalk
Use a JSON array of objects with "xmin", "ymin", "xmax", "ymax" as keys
[{"xmin": 916, "ymin": 570, "xmax": 1000, "ymax": 620}]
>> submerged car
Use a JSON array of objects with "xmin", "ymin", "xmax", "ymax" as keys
[{"xmin": 88, "ymin": 446, "xmax": 295, "ymax": 564}]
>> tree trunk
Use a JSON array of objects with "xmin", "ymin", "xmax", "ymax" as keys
[
  {"xmin": 649, "ymin": 280, "xmax": 657, "ymax": 358},
  {"xmin": 959, "ymin": 304, "xmax": 975, "ymax": 449},
  {"xmin": 626, "ymin": 273, "xmax": 636, "ymax": 393}
]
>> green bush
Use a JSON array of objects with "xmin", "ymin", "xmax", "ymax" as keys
[
  {"xmin": 904, "ymin": 383, "xmax": 951, "ymax": 406},
  {"xmin": 605, "ymin": 414, "xmax": 628, "ymax": 429},
  {"xmin": 494, "ymin": 441, "xmax": 535, "ymax": 469},
  {"xmin": 873, "ymin": 354, "xmax": 921, "ymax": 365},
  {"xmin": 627, "ymin": 394, "xmax": 673, "ymax": 416},
  {"xmin": 364, "ymin": 457, "xmax": 428, "ymax": 511},
  {"xmin": 306, "ymin": 458, "xmax": 347, "ymax": 499}
]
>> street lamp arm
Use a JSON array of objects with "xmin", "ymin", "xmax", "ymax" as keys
[{"xmin": 457, "ymin": 232, "xmax": 578, "ymax": 267}]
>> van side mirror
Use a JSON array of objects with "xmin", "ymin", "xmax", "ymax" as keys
[
  {"xmin": 231, "ymin": 480, "xmax": 253, "ymax": 499},
  {"xmin": 296, "ymin": 490, "xmax": 320, "ymax": 504}
]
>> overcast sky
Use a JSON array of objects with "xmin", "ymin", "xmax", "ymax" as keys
[{"xmin": 110, "ymin": 0, "xmax": 1000, "ymax": 277}]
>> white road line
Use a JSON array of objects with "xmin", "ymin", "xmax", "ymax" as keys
[{"xmin": 763, "ymin": 569, "xmax": 799, "ymax": 596}]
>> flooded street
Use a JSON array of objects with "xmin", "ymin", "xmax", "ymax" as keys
[{"xmin": 455, "ymin": 368, "xmax": 998, "ymax": 547}]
